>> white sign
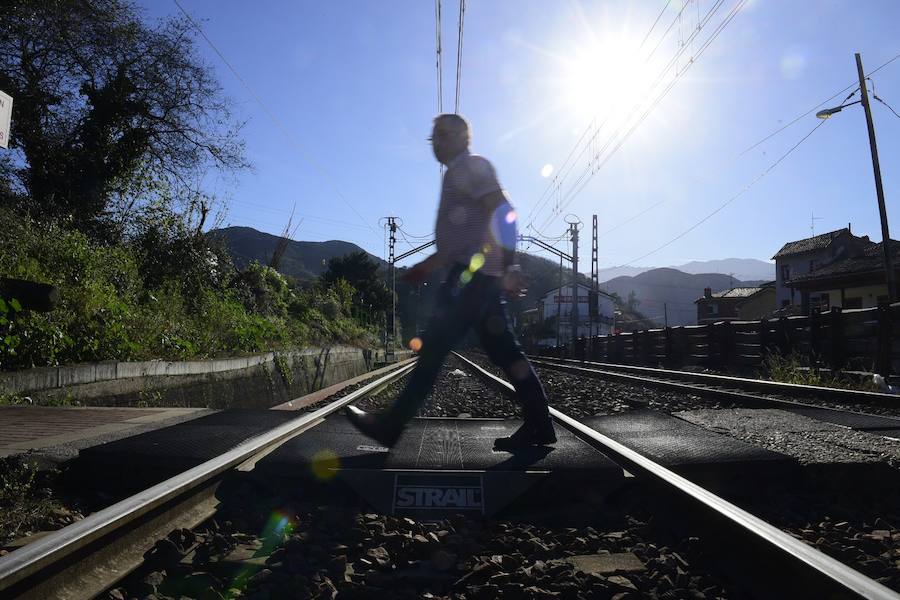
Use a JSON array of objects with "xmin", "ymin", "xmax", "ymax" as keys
[{"xmin": 0, "ymin": 91, "xmax": 11, "ymax": 149}]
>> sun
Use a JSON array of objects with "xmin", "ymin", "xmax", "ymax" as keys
[{"xmin": 559, "ymin": 33, "xmax": 665, "ymax": 126}]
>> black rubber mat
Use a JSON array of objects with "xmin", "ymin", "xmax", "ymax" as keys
[
  {"xmin": 78, "ymin": 409, "xmax": 300, "ymax": 469},
  {"xmin": 582, "ymin": 409, "xmax": 790, "ymax": 468},
  {"xmin": 786, "ymin": 408, "xmax": 900, "ymax": 431},
  {"xmin": 258, "ymin": 416, "xmax": 619, "ymax": 474}
]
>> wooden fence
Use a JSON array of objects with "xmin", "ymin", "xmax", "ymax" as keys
[{"xmin": 539, "ymin": 303, "xmax": 900, "ymax": 376}]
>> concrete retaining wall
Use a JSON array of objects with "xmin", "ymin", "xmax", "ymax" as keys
[{"xmin": 1, "ymin": 348, "xmax": 412, "ymax": 409}]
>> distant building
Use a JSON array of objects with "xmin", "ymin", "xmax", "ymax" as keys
[
  {"xmin": 787, "ymin": 241, "xmax": 900, "ymax": 311},
  {"xmin": 695, "ymin": 283, "xmax": 775, "ymax": 325},
  {"xmin": 772, "ymin": 227, "xmax": 871, "ymax": 310},
  {"xmin": 536, "ymin": 283, "xmax": 616, "ymax": 347}
]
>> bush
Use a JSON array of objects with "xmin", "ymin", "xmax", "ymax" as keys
[{"xmin": 0, "ymin": 207, "xmax": 376, "ymax": 370}]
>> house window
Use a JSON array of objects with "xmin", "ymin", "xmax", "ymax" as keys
[
  {"xmin": 844, "ymin": 297, "xmax": 862, "ymax": 309},
  {"xmin": 781, "ymin": 265, "xmax": 791, "ymax": 281},
  {"xmin": 708, "ymin": 304, "xmax": 718, "ymax": 315}
]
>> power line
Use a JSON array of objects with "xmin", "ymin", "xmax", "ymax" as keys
[
  {"xmin": 435, "ymin": 0, "xmax": 443, "ymax": 113},
  {"xmin": 621, "ymin": 118, "xmax": 826, "ymax": 267},
  {"xmin": 596, "ymin": 51, "xmax": 900, "ymax": 244},
  {"xmin": 638, "ymin": 0, "xmax": 674, "ymax": 50},
  {"xmin": 171, "ymin": 0, "xmax": 378, "ymax": 235},
  {"xmin": 454, "ymin": 0, "xmax": 466, "ymax": 113},
  {"xmin": 874, "ymin": 94, "xmax": 900, "ymax": 121},
  {"xmin": 525, "ymin": 2, "xmax": 696, "ymax": 231},
  {"xmin": 536, "ymin": 0, "xmax": 742, "ymax": 232},
  {"xmin": 530, "ymin": 0, "xmax": 731, "ymax": 232},
  {"xmin": 738, "ymin": 52, "xmax": 900, "ymax": 157}
]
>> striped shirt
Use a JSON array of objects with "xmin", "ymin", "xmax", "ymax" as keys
[{"xmin": 434, "ymin": 151, "xmax": 513, "ymax": 278}]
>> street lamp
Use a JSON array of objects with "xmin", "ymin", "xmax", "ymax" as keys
[{"xmin": 817, "ymin": 53, "xmax": 896, "ymax": 303}]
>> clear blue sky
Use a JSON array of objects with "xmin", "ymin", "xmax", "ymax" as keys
[{"xmin": 139, "ymin": 0, "xmax": 900, "ymax": 273}]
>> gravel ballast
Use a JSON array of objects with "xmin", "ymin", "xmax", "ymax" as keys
[{"xmin": 98, "ymin": 353, "xmax": 900, "ymax": 598}]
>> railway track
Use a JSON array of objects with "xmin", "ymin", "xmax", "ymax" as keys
[
  {"xmin": 527, "ymin": 355, "xmax": 900, "ymax": 421},
  {"xmin": 0, "ymin": 355, "xmax": 898, "ymax": 599}
]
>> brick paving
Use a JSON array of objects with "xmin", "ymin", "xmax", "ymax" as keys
[{"xmin": 0, "ymin": 406, "xmax": 207, "ymax": 457}]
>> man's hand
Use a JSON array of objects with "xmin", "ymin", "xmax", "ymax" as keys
[{"xmin": 501, "ymin": 268, "xmax": 527, "ymax": 298}]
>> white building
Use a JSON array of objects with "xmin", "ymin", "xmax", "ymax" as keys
[{"xmin": 537, "ymin": 283, "xmax": 616, "ymax": 347}]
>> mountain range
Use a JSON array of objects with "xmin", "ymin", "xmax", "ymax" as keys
[
  {"xmin": 598, "ymin": 258, "xmax": 774, "ymax": 283},
  {"xmin": 212, "ymin": 226, "xmax": 768, "ymax": 328},
  {"xmin": 601, "ymin": 268, "xmax": 764, "ymax": 327},
  {"xmin": 209, "ymin": 226, "xmax": 384, "ymax": 280}
]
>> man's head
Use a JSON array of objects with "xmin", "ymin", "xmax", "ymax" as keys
[{"xmin": 431, "ymin": 113, "xmax": 470, "ymax": 165}]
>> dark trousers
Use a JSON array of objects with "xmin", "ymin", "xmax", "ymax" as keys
[{"xmin": 386, "ymin": 264, "xmax": 551, "ymax": 426}]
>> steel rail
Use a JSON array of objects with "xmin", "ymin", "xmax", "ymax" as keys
[
  {"xmin": 452, "ymin": 352, "xmax": 900, "ymax": 600},
  {"xmin": 531, "ymin": 355, "xmax": 898, "ymax": 404},
  {"xmin": 0, "ymin": 360, "xmax": 416, "ymax": 597},
  {"xmin": 527, "ymin": 357, "xmax": 900, "ymax": 423}
]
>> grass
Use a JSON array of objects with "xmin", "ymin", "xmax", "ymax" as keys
[
  {"xmin": 0, "ymin": 456, "xmax": 75, "ymax": 545},
  {"xmin": 762, "ymin": 352, "xmax": 881, "ymax": 392}
]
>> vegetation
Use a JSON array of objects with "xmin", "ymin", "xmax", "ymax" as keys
[
  {"xmin": 0, "ymin": 0, "xmax": 245, "ymax": 240},
  {"xmin": 0, "ymin": 2, "xmax": 385, "ymax": 371},
  {"xmin": 762, "ymin": 352, "xmax": 879, "ymax": 392},
  {"xmin": 0, "ymin": 456, "xmax": 73, "ymax": 544},
  {"xmin": 0, "ymin": 206, "xmax": 378, "ymax": 371}
]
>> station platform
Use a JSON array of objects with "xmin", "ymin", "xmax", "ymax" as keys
[
  {"xmin": 0, "ymin": 405, "xmax": 212, "ymax": 459},
  {"xmin": 76, "ymin": 409, "xmax": 299, "ymax": 477}
]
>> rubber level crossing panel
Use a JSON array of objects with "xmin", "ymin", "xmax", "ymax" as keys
[{"xmin": 254, "ymin": 416, "xmax": 624, "ymax": 517}]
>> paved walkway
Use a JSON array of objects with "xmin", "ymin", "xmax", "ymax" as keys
[{"xmin": 0, "ymin": 406, "xmax": 212, "ymax": 458}]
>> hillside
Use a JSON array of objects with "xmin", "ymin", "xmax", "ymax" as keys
[
  {"xmin": 673, "ymin": 258, "xmax": 774, "ymax": 281},
  {"xmin": 209, "ymin": 226, "xmax": 385, "ymax": 280},
  {"xmin": 602, "ymin": 268, "xmax": 763, "ymax": 327},
  {"xmin": 598, "ymin": 258, "xmax": 774, "ymax": 283}
]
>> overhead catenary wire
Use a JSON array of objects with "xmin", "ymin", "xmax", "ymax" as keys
[
  {"xmin": 524, "ymin": 0, "xmax": 694, "ymax": 230},
  {"xmin": 524, "ymin": 1, "xmax": 696, "ymax": 230},
  {"xmin": 171, "ymin": 0, "xmax": 378, "ymax": 235},
  {"xmin": 535, "ymin": 0, "xmax": 742, "ymax": 233},
  {"xmin": 454, "ymin": 0, "xmax": 466, "ymax": 114},
  {"xmin": 638, "ymin": 0, "xmax": 674, "ymax": 50},
  {"xmin": 435, "ymin": 0, "xmax": 443, "ymax": 114},
  {"xmin": 529, "ymin": 0, "xmax": 735, "ymax": 233}
]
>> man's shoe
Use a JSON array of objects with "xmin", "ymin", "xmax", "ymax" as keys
[
  {"xmin": 493, "ymin": 420, "xmax": 556, "ymax": 451},
  {"xmin": 345, "ymin": 406, "xmax": 404, "ymax": 448}
]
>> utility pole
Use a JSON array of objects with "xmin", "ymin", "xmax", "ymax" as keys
[
  {"xmin": 386, "ymin": 217, "xmax": 398, "ymax": 360},
  {"xmin": 856, "ymin": 52, "xmax": 897, "ymax": 302},
  {"xmin": 590, "ymin": 215, "xmax": 599, "ymax": 343},
  {"xmin": 570, "ymin": 221, "xmax": 579, "ymax": 347},
  {"xmin": 556, "ymin": 256, "xmax": 562, "ymax": 348}
]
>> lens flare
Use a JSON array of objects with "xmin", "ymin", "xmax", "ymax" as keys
[
  {"xmin": 540, "ymin": 164, "xmax": 553, "ymax": 178},
  {"xmin": 469, "ymin": 252, "xmax": 485, "ymax": 272},
  {"xmin": 505, "ymin": 210, "xmax": 517, "ymax": 224},
  {"xmin": 459, "ymin": 270, "xmax": 473, "ymax": 285},
  {"xmin": 311, "ymin": 449, "xmax": 339, "ymax": 479},
  {"xmin": 409, "ymin": 336, "xmax": 423, "ymax": 352}
]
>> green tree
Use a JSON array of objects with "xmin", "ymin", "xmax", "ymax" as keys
[
  {"xmin": 320, "ymin": 252, "xmax": 391, "ymax": 316},
  {"xmin": 0, "ymin": 0, "xmax": 246, "ymax": 238}
]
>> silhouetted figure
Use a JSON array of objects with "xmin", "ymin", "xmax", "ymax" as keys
[{"xmin": 347, "ymin": 114, "xmax": 555, "ymax": 451}]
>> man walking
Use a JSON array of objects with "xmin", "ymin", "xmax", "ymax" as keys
[{"xmin": 347, "ymin": 114, "xmax": 555, "ymax": 451}]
